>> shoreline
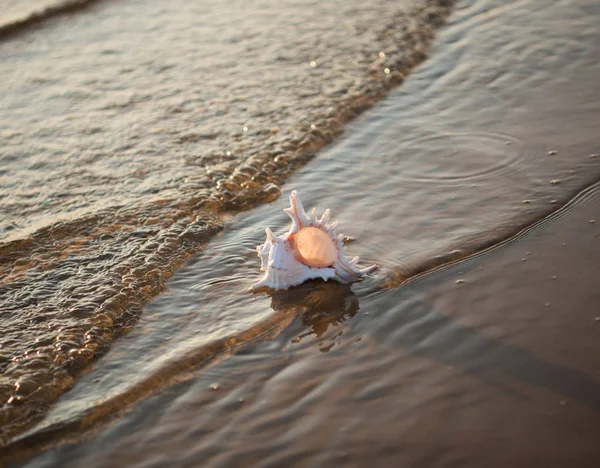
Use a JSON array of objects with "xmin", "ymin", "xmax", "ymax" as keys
[
  {"xmin": 0, "ymin": 0, "xmax": 457, "ymax": 445},
  {"xmin": 2, "ymin": 0, "xmax": 600, "ymax": 464}
]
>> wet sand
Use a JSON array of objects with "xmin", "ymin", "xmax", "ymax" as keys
[
  {"xmin": 23, "ymin": 182, "xmax": 600, "ymax": 468},
  {"xmin": 1, "ymin": 0, "xmax": 600, "ymax": 465}
]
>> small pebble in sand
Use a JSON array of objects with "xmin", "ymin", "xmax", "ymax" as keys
[
  {"xmin": 591, "ymin": 153, "xmax": 598, "ymax": 158},
  {"xmin": 522, "ymin": 200, "xmax": 532, "ymax": 204},
  {"xmin": 550, "ymin": 199, "xmax": 558, "ymax": 204},
  {"xmin": 210, "ymin": 383, "xmax": 219, "ymax": 390},
  {"xmin": 552, "ymin": 276, "xmax": 557, "ymax": 280},
  {"xmin": 547, "ymin": 150, "xmax": 558, "ymax": 155},
  {"xmin": 590, "ymin": 220, "xmax": 596, "ymax": 224},
  {"xmin": 456, "ymin": 279, "xmax": 465, "ymax": 284},
  {"xmin": 544, "ymin": 303, "xmax": 550, "ymax": 307},
  {"xmin": 550, "ymin": 179, "xmax": 561, "ymax": 185},
  {"xmin": 594, "ymin": 317, "xmax": 600, "ymax": 322}
]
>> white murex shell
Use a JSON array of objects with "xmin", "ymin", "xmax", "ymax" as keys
[{"xmin": 251, "ymin": 191, "xmax": 377, "ymax": 291}]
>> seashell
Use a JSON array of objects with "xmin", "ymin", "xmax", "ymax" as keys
[{"xmin": 251, "ymin": 191, "xmax": 377, "ymax": 291}]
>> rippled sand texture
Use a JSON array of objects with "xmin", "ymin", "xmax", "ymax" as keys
[
  {"xmin": 28, "ymin": 183, "xmax": 600, "ymax": 468},
  {"xmin": 2, "ymin": 0, "xmax": 599, "ymax": 465},
  {"xmin": 0, "ymin": 0, "xmax": 456, "ymax": 444}
]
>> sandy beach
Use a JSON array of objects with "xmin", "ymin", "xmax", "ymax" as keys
[{"xmin": 1, "ymin": 0, "xmax": 599, "ymax": 466}]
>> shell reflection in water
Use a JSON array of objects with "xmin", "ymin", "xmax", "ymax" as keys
[{"xmin": 268, "ymin": 281, "xmax": 359, "ymax": 351}]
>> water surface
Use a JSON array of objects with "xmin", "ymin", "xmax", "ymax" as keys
[
  {"xmin": 0, "ymin": 0, "xmax": 454, "ymax": 441},
  {"xmin": 2, "ymin": 0, "xmax": 600, "ymax": 465}
]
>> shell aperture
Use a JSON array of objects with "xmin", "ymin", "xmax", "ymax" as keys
[{"xmin": 292, "ymin": 226, "xmax": 337, "ymax": 268}]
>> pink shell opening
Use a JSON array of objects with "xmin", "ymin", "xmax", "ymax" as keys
[{"xmin": 292, "ymin": 226, "xmax": 337, "ymax": 268}]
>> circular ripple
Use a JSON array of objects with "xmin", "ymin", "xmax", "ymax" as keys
[{"xmin": 391, "ymin": 132, "xmax": 531, "ymax": 183}]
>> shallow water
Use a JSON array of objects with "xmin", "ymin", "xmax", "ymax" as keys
[
  {"xmin": 0, "ymin": 0, "xmax": 453, "ymax": 440},
  {"xmin": 23, "ymin": 181, "xmax": 600, "ymax": 468},
  {"xmin": 2, "ymin": 0, "xmax": 600, "ymax": 464}
]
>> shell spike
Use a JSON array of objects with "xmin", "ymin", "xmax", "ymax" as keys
[
  {"xmin": 292, "ymin": 191, "xmax": 309, "ymax": 224},
  {"xmin": 358, "ymin": 264, "xmax": 378, "ymax": 275},
  {"xmin": 319, "ymin": 209, "xmax": 330, "ymax": 226},
  {"xmin": 311, "ymin": 207, "xmax": 317, "ymax": 222},
  {"xmin": 265, "ymin": 227, "xmax": 277, "ymax": 242},
  {"xmin": 284, "ymin": 190, "xmax": 309, "ymax": 233}
]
